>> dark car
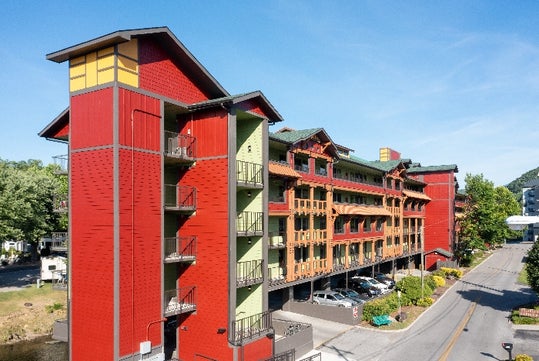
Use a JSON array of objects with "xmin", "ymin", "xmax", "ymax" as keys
[
  {"xmin": 333, "ymin": 288, "xmax": 366, "ymax": 304},
  {"xmin": 351, "ymin": 280, "xmax": 381, "ymax": 297},
  {"xmin": 374, "ymin": 273, "xmax": 396, "ymax": 289}
]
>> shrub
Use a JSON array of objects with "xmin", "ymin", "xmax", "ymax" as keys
[
  {"xmin": 396, "ymin": 276, "xmax": 433, "ymax": 304},
  {"xmin": 440, "ymin": 267, "xmax": 462, "ymax": 279},
  {"xmin": 431, "ymin": 275, "xmax": 446, "ymax": 287},
  {"xmin": 45, "ymin": 302, "xmax": 64, "ymax": 313},
  {"xmin": 416, "ymin": 297, "xmax": 434, "ymax": 307},
  {"xmin": 362, "ymin": 297, "xmax": 395, "ymax": 322},
  {"xmin": 425, "ymin": 275, "xmax": 437, "ymax": 290},
  {"xmin": 515, "ymin": 354, "xmax": 533, "ymax": 361}
]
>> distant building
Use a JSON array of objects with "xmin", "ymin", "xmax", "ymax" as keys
[{"xmin": 522, "ymin": 178, "xmax": 539, "ymax": 242}]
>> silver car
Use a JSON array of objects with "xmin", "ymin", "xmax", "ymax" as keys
[{"xmin": 312, "ymin": 290, "xmax": 354, "ymax": 307}]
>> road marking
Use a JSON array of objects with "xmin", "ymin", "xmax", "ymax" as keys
[{"xmin": 438, "ymin": 301, "xmax": 477, "ymax": 361}]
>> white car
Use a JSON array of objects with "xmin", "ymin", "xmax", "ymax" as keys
[
  {"xmin": 312, "ymin": 290, "xmax": 354, "ymax": 307},
  {"xmin": 353, "ymin": 276, "xmax": 390, "ymax": 293}
]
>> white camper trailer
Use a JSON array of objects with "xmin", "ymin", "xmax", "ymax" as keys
[{"xmin": 41, "ymin": 254, "xmax": 67, "ymax": 282}]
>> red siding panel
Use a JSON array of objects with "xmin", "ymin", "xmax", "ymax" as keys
[
  {"xmin": 178, "ymin": 157, "xmax": 232, "ymax": 360},
  {"xmin": 138, "ymin": 38, "xmax": 209, "ymax": 104},
  {"xmin": 70, "ymin": 89, "xmax": 113, "ymax": 150},
  {"xmin": 118, "ymin": 88, "xmax": 161, "ymax": 151},
  {"xmin": 178, "ymin": 110, "xmax": 228, "ymax": 158},
  {"xmin": 71, "ymin": 149, "xmax": 115, "ymax": 361},
  {"xmin": 118, "ymin": 149, "xmax": 162, "ymax": 356}
]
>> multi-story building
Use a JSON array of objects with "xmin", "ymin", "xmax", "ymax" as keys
[
  {"xmin": 40, "ymin": 27, "xmax": 282, "ymax": 361},
  {"xmin": 522, "ymin": 178, "xmax": 539, "ymax": 242},
  {"xmin": 39, "ymin": 26, "xmax": 463, "ymax": 361}
]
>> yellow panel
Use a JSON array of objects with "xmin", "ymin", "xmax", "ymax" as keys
[
  {"xmin": 379, "ymin": 147, "xmax": 390, "ymax": 162},
  {"xmin": 118, "ymin": 39, "xmax": 138, "ymax": 60},
  {"xmin": 86, "ymin": 52, "xmax": 98, "ymax": 87},
  {"xmin": 97, "ymin": 46, "xmax": 114, "ymax": 58},
  {"xmin": 97, "ymin": 54, "xmax": 114, "ymax": 70},
  {"xmin": 98, "ymin": 68, "xmax": 115, "ymax": 85},
  {"xmin": 118, "ymin": 55, "xmax": 138, "ymax": 73},
  {"xmin": 118, "ymin": 68, "xmax": 138, "ymax": 87},
  {"xmin": 70, "ymin": 62, "xmax": 86, "ymax": 78},
  {"xmin": 70, "ymin": 77, "xmax": 86, "ymax": 92},
  {"xmin": 70, "ymin": 56, "xmax": 85, "ymax": 66}
]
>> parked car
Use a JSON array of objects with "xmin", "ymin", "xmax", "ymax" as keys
[
  {"xmin": 374, "ymin": 273, "xmax": 396, "ymax": 288},
  {"xmin": 312, "ymin": 290, "xmax": 354, "ymax": 307},
  {"xmin": 351, "ymin": 280, "xmax": 381, "ymax": 297},
  {"xmin": 333, "ymin": 288, "xmax": 366, "ymax": 304},
  {"xmin": 354, "ymin": 276, "xmax": 390, "ymax": 293}
]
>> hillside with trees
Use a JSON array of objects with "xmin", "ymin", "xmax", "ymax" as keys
[{"xmin": 505, "ymin": 166, "xmax": 539, "ymax": 199}]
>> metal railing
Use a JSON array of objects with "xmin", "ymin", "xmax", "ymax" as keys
[
  {"xmin": 164, "ymin": 286, "xmax": 196, "ymax": 317},
  {"xmin": 236, "ymin": 259, "xmax": 264, "ymax": 287},
  {"xmin": 236, "ymin": 211, "xmax": 263, "ymax": 235},
  {"xmin": 237, "ymin": 160, "xmax": 263, "ymax": 187},
  {"xmin": 52, "ymin": 155, "xmax": 68, "ymax": 174},
  {"xmin": 164, "ymin": 131, "xmax": 196, "ymax": 160},
  {"xmin": 230, "ymin": 310, "xmax": 272, "ymax": 345},
  {"xmin": 164, "ymin": 236, "xmax": 196, "ymax": 263},
  {"xmin": 164, "ymin": 185, "xmax": 196, "ymax": 211}
]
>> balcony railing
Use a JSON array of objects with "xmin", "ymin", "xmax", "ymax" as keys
[
  {"xmin": 293, "ymin": 199, "xmax": 311, "ymax": 214},
  {"xmin": 164, "ymin": 286, "xmax": 197, "ymax": 317},
  {"xmin": 269, "ymin": 232, "xmax": 286, "ymax": 248},
  {"xmin": 268, "ymin": 266, "xmax": 285, "ymax": 285},
  {"xmin": 51, "ymin": 232, "xmax": 68, "ymax": 252},
  {"xmin": 164, "ymin": 236, "xmax": 196, "ymax": 263},
  {"xmin": 236, "ymin": 259, "xmax": 264, "ymax": 288},
  {"xmin": 230, "ymin": 310, "xmax": 272, "ymax": 346},
  {"xmin": 237, "ymin": 160, "xmax": 263, "ymax": 188},
  {"xmin": 332, "ymin": 172, "xmax": 384, "ymax": 188},
  {"xmin": 164, "ymin": 131, "xmax": 196, "ymax": 163},
  {"xmin": 236, "ymin": 211, "xmax": 263, "ymax": 236},
  {"xmin": 294, "ymin": 261, "xmax": 311, "ymax": 278},
  {"xmin": 312, "ymin": 259, "xmax": 327, "ymax": 274},
  {"xmin": 164, "ymin": 185, "xmax": 196, "ymax": 212},
  {"xmin": 52, "ymin": 155, "xmax": 68, "ymax": 175},
  {"xmin": 294, "ymin": 230, "xmax": 310, "ymax": 245}
]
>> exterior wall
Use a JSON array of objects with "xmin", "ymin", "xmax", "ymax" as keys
[{"xmin": 138, "ymin": 37, "xmax": 209, "ymax": 103}]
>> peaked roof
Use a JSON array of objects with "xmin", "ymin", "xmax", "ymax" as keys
[
  {"xmin": 38, "ymin": 107, "xmax": 69, "ymax": 141},
  {"xmin": 270, "ymin": 127, "xmax": 339, "ymax": 157},
  {"xmin": 46, "ymin": 26, "xmax": 228, "ymax": 99},
  {"xmin": 189, "ymin": 91, "xmax": 284, "ymax": 124}
]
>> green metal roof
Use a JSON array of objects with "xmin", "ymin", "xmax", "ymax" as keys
[
  {"xmin": 269, "ymin": 128, "xmax": 324, "ymax": 143},
  {"xmin": 407, "ymin": 164, "xmax": 458, "ymax": 173}
]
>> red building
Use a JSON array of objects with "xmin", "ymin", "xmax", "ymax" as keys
[{"xmin": 40, "ymin": 27, "xmax": 281, "ymax": 361}]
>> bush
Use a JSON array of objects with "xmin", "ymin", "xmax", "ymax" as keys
[
  {"xmin": 45, "ymin": 302, "xmax": 64, "ymax": 313},
  {"xmin": 416, "ymin": 297, "xmax": 434, "ymax": 307},
  {"xmin": 431, "ymin": 275, "xmax": 446, "ymax": 287},
  {"xmin": 425, "ymin": 275, "xmax": 437, "ymax": 290},
  {"xmin": 362, "ymin": 297, "xmax": 396, "ymax": 322},
  {"xmin": 396, "ymin": 276, "xmax": 433, "ymax": 304},
  {"xmin": 515, "ymin": 354, "xmax": 533, "ymax": 361},
  {"xmin": 440, "ymin": 267, "xmax": 463, "ymax": 279}
]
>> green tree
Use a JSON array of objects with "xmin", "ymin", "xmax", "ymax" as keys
[
  {"xmin": 458, "ymin": 174, "xmax": 520, "ymax": 254},
  {"xmin": 527, "ymin": 241, "xmax": 539, "ymax": 295},
  {"xmin": 0, "ymin": 159, "xmax": 64, "ymax": 258}
]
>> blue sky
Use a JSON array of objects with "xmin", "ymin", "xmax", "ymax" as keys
[{"xmin": 2, "ymin": 1, "xmax": 538, "ymax": 187}]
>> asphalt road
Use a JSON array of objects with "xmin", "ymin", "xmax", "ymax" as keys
[
  {"xmin": 317, "ymin": 242, "xmax": 539, "ymax": 361},
  {"xmin": 0, "ymin": 264, "xmax": 40, "ymax": 291}
]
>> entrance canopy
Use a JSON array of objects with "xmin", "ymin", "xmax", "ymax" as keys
[{"xmin": 505, "ymin": 215, "xmax": 539, "ymax": 230}]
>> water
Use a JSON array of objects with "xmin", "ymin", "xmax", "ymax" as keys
[{"xmin": 0, "ymin": 337, "xmax": 67, "ymax": 361}]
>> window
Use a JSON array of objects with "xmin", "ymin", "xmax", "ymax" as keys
[
  {"xmin": 295, "ymin": 156, "xmax": 309, "ymax": 173},
  {"xmin": 295, "ymin": 217, "xmax": 309, "ymax": 231},
  {"xmin": 334, "ymin": 217, "xmax": 345, "ymax": 234},
  {"xmin": 350, "ymin": 217, "xmax": 359, "ymax": 233},
  {"xmin": 364, "ymin": 217, "xmax": 372, "ymax": 232},
  {"xmin": 376, "ymin": 218, "xmax": 384, "ymax": 232},
  {"xmin": 333, "ymin": 192, "xmax": 342, "ymax": 203}
]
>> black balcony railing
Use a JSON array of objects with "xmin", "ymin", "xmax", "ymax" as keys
[
  {"xmin": 164, "ymin": 131, "xmax": 196, "ymax": 162},
  {"xmin": 164, "ymin": 236, "xmax": 196, "ymax": 263},
  {"xmin": 236, "ymin": 259, "xmax": 264, "ymax": 288},
  {"xmin": 230, "ymin": 310, "xmax": 272, "ymax": 345},
  {"xmin": 164, "ymin": 286, "xmax": 197, "ymax": 317},
  {"xmin": 52, "ymin": 155, "xmax": 68, "ymax": 175},
  {"xmin": 164, "ymin": 185, "xmax": 196, "ymax": 212},
  {"xmin": 236, "ymin": 211, "xmax": 263, "ymax": 235},
  {"xmin": 237, "ymin": 160, "xmax": 263, "ymax": 188},
  {"xmin": 51, "ymin": 232, "xmax": 68, "ymax": 252}
]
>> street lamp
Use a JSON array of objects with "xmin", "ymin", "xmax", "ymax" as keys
[{"xmin": 501, "ymin": 342, "xmax": 513, "ymax": 361}]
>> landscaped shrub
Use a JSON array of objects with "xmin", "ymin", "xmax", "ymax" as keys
[
  {"xmin": 440, "ymin": 267, "xmax": 463, "ymax": 279},
  {"xmin": 511, "ymin": 309, "xmax": 539, "ymax": 325},
  {"xmin": 425, "ymin": 275, "xmax": 437, "ymax": 290},
  {"xmin": 416, "ymin": 297, "xmax": 434, "ymax": 307},
  {"xmin": 431, "ymin": 275, "xmax": 446, "ymax": 287},
  {"xmin": 384, "ymin": 291, "xmax": 412, "ymax": 309},
  {"xmin": 362, "ymin": 296, "xmax": 397, "ymax": 321},
  {"xmin": 396, "ymin": 276, "xmax": 433, "ymax": 304},
  {"xmin": 515, "ymin": 354, "xmax": 533, "ymax": 361}
]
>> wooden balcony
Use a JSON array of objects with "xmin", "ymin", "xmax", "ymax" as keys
[
  {"xmin": 164, "ymin": 236, "xmax": 196, "ymax": 263},
  {"xmin": 164, "ymin": 185, "xmax": 196, "ymax": 213},
  {"xmin": 164, "ymin": 286, "xmax": 197, "ymax": 317},
  {"xmin": 164, "ymin": 131, "xmax": 196, "ymax": 165},
  {"xmin": 230, "ymin": 310, "xmax": 272, "ymax": 346},
  {"xmin": 236, "ymin": 259, "xmax": 264, "ymax": 288}
]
